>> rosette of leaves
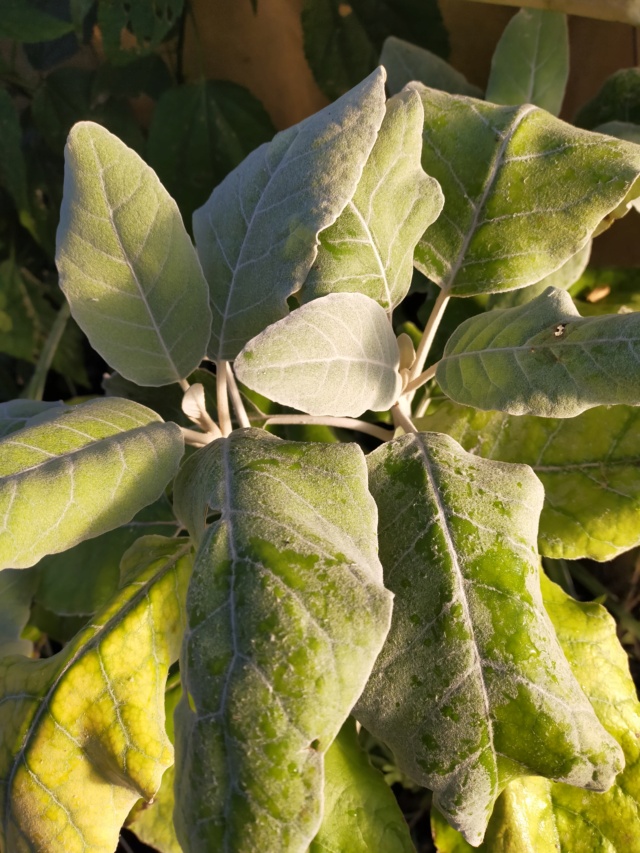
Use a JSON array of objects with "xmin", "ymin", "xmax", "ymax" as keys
[{"xmin": 2, "ymin": 52, "xmax": 640, "ymax": 853}]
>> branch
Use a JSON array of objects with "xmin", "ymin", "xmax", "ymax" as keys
[
  {"xmin": 408, "ymin": 287, "xmax": 449, "ymax": 385},
  {"xmin": 264, "ymin": 414, "xmax": 393, "ymax": 442},
  {"xmin": 226, "ymin": 363, "xmax": 251, "ymax": 429},
  {"xmin": 402, "ymin": 362, "xmax": 438, "ymax": 396}
]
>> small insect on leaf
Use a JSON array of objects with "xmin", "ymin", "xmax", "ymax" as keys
[{"xmin": 554, "ymin": 323, "xmax": 567, "ymax": 337}]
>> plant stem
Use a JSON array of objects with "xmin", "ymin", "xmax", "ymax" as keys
[
  {"xmin": 402, "ymin": 363, "xmax": 438, "ymax": 396},
  {"xmin": 23, "ymin": 301, "xmax": 70, "ymax": 401},
  {"xmin": 179, "ymin": 378, "xmax": 190, "ymax": 392},
  {"xmin": 390, "ymin": 403, "xmax": 418, "ymax": 434},
  {"xmin": 216, "ymin": 360, "xmax": 232, "ymax": 436},
  {"xmin": 180, "ymin": 426, "xmax": 214, "ymax": 448},
  {"xmin": 226, "ymin": 363, "xmax": 251, "ymax": 428},
  {"xmin": 408, "ymin": 287, "xmax": 450, "ymax": 384},
  {"xmin": 414, "ymin": 393, "xmax": 432, "ymax": 419},
  {"xmin": 264, "ymin": 415, "xmax": 393, "ymax": 442}
]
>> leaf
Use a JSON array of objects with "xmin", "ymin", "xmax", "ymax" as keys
[
  {"xmin": 462, "ymin": 0, "xmax": 640, "ymax": 26},
  {"xmin": 595, "ymin": 120, "xmax": 640, "ymax": 145},
  {"xmin": 93, "ymin": 54, "xmax": 174, "ymax": 102},
  {"xmin": 98, "ymin": 0, "xmax": 184, "ymax": 62},
  {"xmin": 34, "ymin": 496, "xmax": 180, "ymax": 617},
  {"xmin": 32, "ymin": 68, "xmax": 94, "ymax": 154},
  {"xmin": 193, "ymin": 68, "xmax": 387, "ymax": 361},
  {"xmin": 172, "ymin": 429, "xmax": 393, "ymax": 851},
  {"xmin": 380, "ymin": 36, "xmax": 481, "ymax": 98},
  {"xmin": 56, "ymin": 121, "xmax": 212, "ymax": 386},
  {"xmin": 355, "ymin": 431, "xmax": 622, "ymax": 846},
  {"xmin": 128, "ymin": 679, "xmax": 183, "ymax": 853},
  {"xmin": 234, "ymin": 293, "xmax": 401, "ymax": 417},
  {"xmin": 486, "ymin": 9, "xmax": 569, "ymax": 116},
  {"xmin": 436, "ymin": 286, "xmax": 640, "ymax": 417},
  {"xmin": 486, "ymin": 240, "xmax": 591, "ymax": 310},
  {"xmin": 432, "ymin": 572, "xmax": 640, "ymax": 852},
  {"xmin": 0, "ymin": 260, "xmax": 89, "ymax": 387},
  {"xmin": 0, "ymin": 569, "xmax": 39, "ymax": 657},
  {"xmin": 0, "ymin": 397, "xmax": 184, "ymax": 570},
  {"xmin": 418, "ymin": 400, "xmax": 640, "ymax": 561},
  {"xmin": 572, "ymin": 265, "xmax": 640, "ymax": 315},
  {"xmin": 0, "ymin": 536, "xmax": 191, "ymax": 853},
  {"xmin": 0, "ymin": 400, "xmax": 69, "ymax": 438},
  {"xmin": 309, "ymin": 717, "xmax": 415, "ymax": 853},
  {"xmin": 0, "ymin": 90, "xmax": 30, "ymax": 220},
  {"xmin": 411, "ymin": 86, "xmax": 640, "ymax": 296},
  {"xmin": 147, "ymin": 80, "xmax": 275, "ymax": 224},
  {"xmin": 300, "ymin": 89, "xmax": 444, "ymax": 311},
  {"xmin": 0, "ymin": 0, "xmax": 74, "ymax": 41},
  {"xmin": 576, "ymin": 68, "xmax": 640, "ymax": 130},
  {"xmin": 301, "ymin": 0, "xmax": 448, "ymax": 101}
]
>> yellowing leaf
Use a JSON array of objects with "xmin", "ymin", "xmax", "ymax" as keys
[
  {"xmin": 0, "ymin": 536, "xmax": 192, "ymax": 853},
  {"xmin": 433, "ymin": 572, "xmax": 640, "ymax": 852},
  {"xmin": 357, "ymin": 432, "xmax": 622, "ymax": 845}
]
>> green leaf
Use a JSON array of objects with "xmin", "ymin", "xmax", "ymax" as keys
[
  {"xmin": 576, "ymin": 68, "xmax": 640, "ymax": 129},
  {"xmin": 93, "ymin": 54, "xmax": 174, "ymax": 102},
  {"xmin": 301, "ymin": 0, "xmax": 448, "ymax": 101},
  {"xmin": 173, "ymin": 429, "xmax": 392, "ymax": 851},
  {"xmin": 0, "ymin": 535, "xmax": 191, "ymax": 853},
  {"xmin": 300, "ymin": 89, "xmax": 443, "ymax": 311},
  {"xmin": 309, "ymin": 717, "xmax": 415, "ymax": 853},
  {"xmin": 411, "ymin": 86, "xmax": 640, "ymax": 296},
  {"xmin": 432, "ymin": 572, "xmax": 640, "ymax": 852},
  {"xmin": 0, "ymin": 568, "xmax": 39, "ymax": 657},
  {"xmin": 0, "ymin": 397, "xmax": 184, "ymax": 570},
  {"xmin": 148, "ymin": 80, "xmax": 275, "ymax": 225},
  {"xmin": 234, "ymin": 293, "xmax": 401, "ymax": 417},
  {"xmin": 34, "ymin": 496, "xmax": 179, "ymax": 617},
  {"xmin": 380, "ymin": 36, "xmax": 481, "ymax": 98},
  {"xmin": 486, "ymin": 240, "xmax": 591, "ymax": 310},
  {"xmin": 98, "ymin": 0, "xmax": 184, "ymax": 62},
  {"xmin": 193, "ymin": 68, "xmax": 387, "ymax": 361},
  {"xmin": 0, "ymin": 90, "xmax": 30, "ymax": 221},
  {"xmin": 595, "ymin": 119, "xmax": 640, "ymax": 145},
  {"xmin": 56, "ymin": 121, "xmax": 212, "ymax": 386},
  {"xmin": 32, "ymin": 68, "xmax": 94, "ymax": 153},
  {"xmin": 356, "ymin": 431, "xmax": 622, "ymax": 846},
  {"xmin": 0, "ymin": 400, "xmax": 69, "ymax": 438},
  {"xmin": 486, "ymin": 9, "xmax": 569, "ymax": 116},
  {"xmin": 436, "ymin": 286, "xmax": 640, "ymax": 417},
  {"xmin": 418, "ymin": 400, "xmax": 640, "ymax": 561},
  {"xmin": 0, "ymin": 0, "xmax": 74, "ymax": 41},
  {"xmin": 128, "ymin": 679, "xmax": 183, "ymax": 853}
]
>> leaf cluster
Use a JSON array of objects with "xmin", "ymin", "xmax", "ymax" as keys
[{"xmin": 2, "ymin": 5, "xmax": 640, "ymax": 853}]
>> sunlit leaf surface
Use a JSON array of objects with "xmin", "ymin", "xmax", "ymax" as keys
[
  {"xmin": 0, "ymin": 397, "xmax": 183, "ymax": 569},
  {"xmin": 357, "ymin": 431, "xmax": 622, "ymax": 845},
  {"xmin": 173, "ymin": 429, "xmax": 392, "ymax": 851}
]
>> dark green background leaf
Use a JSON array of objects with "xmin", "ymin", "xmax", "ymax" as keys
[
  {"xmin": 148, "ymin": 80, "xmax": 275, "ymax": 226},
  {"xmin": 302, "ymin": 0, "xmax": 448, "ymax": 100}
]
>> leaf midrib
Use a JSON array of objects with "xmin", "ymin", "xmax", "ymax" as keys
[
  {"xmin": 88, "ymin": 133, "xmax": 181, "ymax": 383},
  {"xmin": 441, "ymin": 103, "xmax": 537, "ymax": 291},
  {"xmin": 412, "ymin": 435, "xmax": 498, "ymax": 781}
]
